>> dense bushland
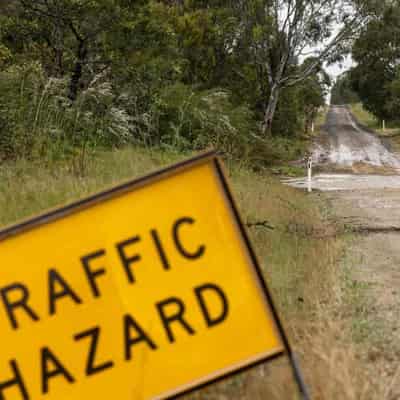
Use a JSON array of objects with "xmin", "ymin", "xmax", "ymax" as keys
[
  {"xmin": 332, "ymin": 1, "xmax": 400, "ymax": 124},
  {"xmin": 0, "ymin": 0, "xmax": 337, "ymax": 166}
]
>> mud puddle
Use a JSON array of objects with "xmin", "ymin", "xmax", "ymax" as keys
[{"xmin": 282, "ymin": 174, "xmax": 400, "ymax": 192}]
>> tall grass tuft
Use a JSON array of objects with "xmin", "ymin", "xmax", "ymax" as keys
[{"xmin": 0, "ymin": 62, "xmax": 132, "ymax": 170}]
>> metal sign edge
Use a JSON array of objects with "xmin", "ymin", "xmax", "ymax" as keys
[{"xmin": 0, "ymin": 150, "xmax": 217, "ymax": 242}]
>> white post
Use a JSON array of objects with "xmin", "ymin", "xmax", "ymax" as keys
[
  {"xmin": 311, "ymin": 121, "xmax": 314, "ymax": 133},
  {"xmin": 307, "ymin": 157, "xmax": 312, "ymax": 193},
  {"xmin": 383, "ymin": 120, "xmax": 386, "ymax": 131}
]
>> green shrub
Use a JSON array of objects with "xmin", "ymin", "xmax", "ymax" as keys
[
  {"xmin": 0, "ymin": 64, "xmax": 306, "ymax": 168},
  {"xmin": 157, "ymin": 83, "xmax": 257, "ymax": 159},
  {"xmin": 0, "ymin": 62, "xmax": 133, "ymax": 161}
]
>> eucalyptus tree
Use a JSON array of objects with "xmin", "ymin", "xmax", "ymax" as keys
[
  {"xmin": 234, "ymin": 0, "xmax": 363, "ymax": 134},
  {"xmin": 7, "ymin": 0, "xmax": 136, "ymax": 101},
  {"xmin": 330, "ymin": 72, "xmax": 359, "ymax": 105},
  {"xmin": 350, "ymin": 1, "xmax": 400, "ymax": 120}
]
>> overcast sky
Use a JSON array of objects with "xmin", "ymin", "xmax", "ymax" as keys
[
  {"xmin": 325, "ymin": 55, "xmax": 354, "ymax": 81},
  {"xmin": 322, "ymin": 54, "xmax": 354, "ymax": 103}
]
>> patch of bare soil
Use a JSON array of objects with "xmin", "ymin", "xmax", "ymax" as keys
[
  {"xmin": 316, "ymin": 162, "xmax": 398, "ymax": 175},
  {"xmin": 326, "ymin": 188, "xmax": 400, "ymax": 398}
]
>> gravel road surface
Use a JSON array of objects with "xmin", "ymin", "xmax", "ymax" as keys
[{"xmin": 313, "ymin": 105, "xmax": 400, "ymax": 169}]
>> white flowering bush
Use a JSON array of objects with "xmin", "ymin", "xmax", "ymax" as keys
[
  {"xmin": 0, "ymin": 64, "xmax": 266, "ymax": 166},
  {"xmin": 157, "ymin": 83, "xmax": 256, "ymax": 159},
  {"xmin": 0, "ymin": 62, "xmax": 134, "ymax": 161}
]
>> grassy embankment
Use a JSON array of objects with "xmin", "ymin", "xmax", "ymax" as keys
[
  {"xmin": 0, "ymin": 146, "xmax": 381, "ymax": 399},
  {"xmin": 350, "ymin": 103, "xmax": 400, "ymax": 152},
  {"xmin": 268, "ymin": 107, "xmax": 329, "ymax": 177}
]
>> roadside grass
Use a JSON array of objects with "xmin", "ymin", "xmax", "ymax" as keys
[
  {"xmin": 267, "ymin": 107, "xmax": 330, "ymax": 178},
  {"xmin": 0, "ymin": 146, "xmax": 383, "ymax": 399},
  {"xmin": 350, "ymin": 103, "xmax": 381, "ymax": 131},
  {"xmin": 350, "ymin": 103, "xmax": 400, "ymax": 152},
  {"xmin": 314, "ymin": 105, "xmax": 329, "ymax": 130},
  {"xmin": 254, "ymin": 135, "xmax": 309, "ymax": 167}
]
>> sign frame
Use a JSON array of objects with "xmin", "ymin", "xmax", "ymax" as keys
[{"xmin": 0, "ymin": 151, "xmax": 309, "ymax": 399}]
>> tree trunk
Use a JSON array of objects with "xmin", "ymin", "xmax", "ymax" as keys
[
  {"xmin": 262, "ymin": 84, "xmax": 280, "ymax": 136},
  {"xmin": 68, "ymin": 41, "xmax": 87, "ymax": 102}
]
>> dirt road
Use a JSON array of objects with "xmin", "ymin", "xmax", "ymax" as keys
[
  {"xmin": 284, "ymin": 106, "xmax": 400, "ymax": 394},
  {"xmin": 314, "ymin": 105, "xmax": 400, "ymax": 169}
]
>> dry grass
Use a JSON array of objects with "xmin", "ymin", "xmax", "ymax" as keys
[
  {"xmin": 191, "ymin": 168, "xmax": 383, "ymax": 400},
  {"xmin": 0, "ymin": 146, "xmax": 387, "ymax": 399},
  {"xmin": 0, "ymin": 147, "xmax": 183, "ymax": 227}
]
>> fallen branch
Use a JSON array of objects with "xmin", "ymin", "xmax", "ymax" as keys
[
  {"xmin": 246, "ymin": 220, "xmax": 275, "ymax": 230},
  {"xmin": 349, "ymin": 225, "xmax": 400, "ymax": 234}
]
